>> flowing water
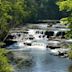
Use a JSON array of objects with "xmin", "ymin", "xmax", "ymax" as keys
[{"xmin": 11, "ymin": 48, "xmax": 72, "ymax": 72}]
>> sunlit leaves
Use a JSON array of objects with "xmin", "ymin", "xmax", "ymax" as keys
[
  {"xmin": 57, "ymin": 0, "xmax": 72, "ymax": 25},
  {"xmin": 57, "ymin": 0, "xmax": 72, "ymax": 11},
  {"xmin": 57, "ymin": 0, "xmax": 72, "ymax": 58},
  {"xmin": 0, "ymin": 49, "xmax": 13, "ymax": 72},
  {"xmin": 60, "ymin": 17, "xmax": 72, "ymax": 24},
  {"xmin": 0, "ymin": 0, "xmax": 30, "ymax": 40}
]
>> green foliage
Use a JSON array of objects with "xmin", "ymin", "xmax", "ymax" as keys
[
  {"xmin": 0, "ymin": 49, "xmax": 13, "ymax": 72},
  {"xmin": 57, "ymin": 0, "xmax": 72, "ymax": 39},
  {"xmin": 57, "ymin": 0, "xmax": 72, "ymax": 59},
  {"xmin": 65, "ymin": 30, "xmax": 72, "ymax": 39},
  {"xmin": 57, "ymin": 0, "xmax": 72, "ymax": 11},
  {"xmin": 68, "ymin": 50, "xmax": 72, "ymax": 59},
  {"xmin": 0, "ymin": 42, "xmax": 5, "ymax": 46},
  {"xmin": 60, "ymin": 18, "xmax": 71, "ymax": 24},
  {"xmin": 0, "ymin": 0, "xmax": 30, "ymax": 40},
  {"xmin": 57, "ymin": 0, "xmax": 72, "ymax": 24}
]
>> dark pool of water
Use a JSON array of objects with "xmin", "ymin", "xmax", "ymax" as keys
[{"xmin": 13, "ymin": 49, "xmax": 72, "ymax": 72}]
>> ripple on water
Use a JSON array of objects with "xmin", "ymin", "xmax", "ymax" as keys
[{"xmin": 13, "ymin": 49, "xmax": 72, "ymax": 72}]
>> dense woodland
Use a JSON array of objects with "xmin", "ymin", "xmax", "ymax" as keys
[{"xmin": 0, "ymin": 0, "xmax": 72, "ymax": 72}]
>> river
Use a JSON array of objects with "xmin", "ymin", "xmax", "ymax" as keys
[{"xmin": 12, "ymin": 48, "xmax": 72, "ymax": 72}]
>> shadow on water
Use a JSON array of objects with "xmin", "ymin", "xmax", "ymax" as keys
[{"xmin": 16, "ymin": 59, "xmax": 33, "ymax": 69}]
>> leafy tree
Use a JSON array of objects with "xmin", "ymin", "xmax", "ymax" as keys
[
  {"xmin": 57, "ymin": 0, "xmax": 72, "ymax": 58},
  {"xmin": 0, "ymin": 48, "xmax": 13, "ymax": 72},
  {"xmin": 0, "ymin": 0, "xmax": 30, "ymax": 40},
  {"xmin": 57, "ymin": 0, "xmax": 72, "ymax": 39},
  {"xmin": 0, "ymin": 0, "xmax": 11, "ymax": 40}
]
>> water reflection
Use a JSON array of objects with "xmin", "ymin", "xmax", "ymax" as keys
[{"xmin": 14, "ymin": 49, "xmax": 72, "ymax": 72}]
